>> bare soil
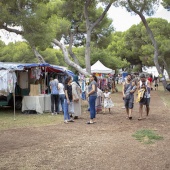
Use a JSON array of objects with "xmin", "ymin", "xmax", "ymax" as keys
[{"xmin": 0, "ymin": 90, "xmax": 170, "ymax": 170}]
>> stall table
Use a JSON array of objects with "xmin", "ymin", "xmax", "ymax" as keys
[{"xmin": 22, "ymin": 95, "xmax": 51, "ymax": 114}]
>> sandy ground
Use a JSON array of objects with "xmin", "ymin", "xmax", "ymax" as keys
[{"xmin": 0, "ymin": 90, "xmax": 170, "ymax": 170}]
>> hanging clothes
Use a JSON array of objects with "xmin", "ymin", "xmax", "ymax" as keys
[
  {"xmin": 7, "ymin": 71, "xmax": 17, "ymax": 93},
  {"xmin": 0, "ymin": 70, "xmax": 17, "ymax": 95},
  {"xmin": 19, "ymin": 72, "xmax": 28, "ymax": 89}
]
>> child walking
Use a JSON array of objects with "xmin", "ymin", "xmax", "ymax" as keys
[{"xmin": 103, "ymin": 88, "xmax": 114, "ymax": 113}]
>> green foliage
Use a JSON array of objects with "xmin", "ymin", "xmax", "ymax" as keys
[
  {"xmin": 91, "ymin": 45, "xmax": 129, "ymax": 70},
  {"xmin": 0, "ymin": 41, "xmax": 36, "ymax": 62},
  {"xmin": 23, "ymin": 3, "xmax": 57, "ymax": 49},
  {"xmin": 117, "ymin": 0, "xmax": 160, "ymax": 16},
  {"xmin": 123, "ymin": 18, "xmax": 170, "ymax": 68},
  {"xmin": 162, "ymin": 0, "xmax": 170, "ymax": 10},
  {"xmin": 132, "ymin": 129, "xmax": 163, "ymax": 144},
  {"xmin": 40, "ymin": 48, "xmax": 59, "ymax": 64},
  {"xmin": 40, "ymin": 47, "xmax": 67, "ymax": 66},
  {"xmin": 0, "ymin": 41, "xmax": 67, "ymax": 66},
  {"xmin": 0, "ymin": 0, "xmax": 115, "ymax": 73},
  {"xmin": 72, "ymin": 47, "xmax": 86, "ymax": 67},
  {"xmin": 107, "ymin": 32, "xmax": 130, "ymax": 70},
  {"xmin": 58, "ymin": 0, "xmax": 114, "ymax": 47}
]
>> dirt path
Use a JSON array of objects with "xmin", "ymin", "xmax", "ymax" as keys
[{"xmin": 0, "ymin": 91, "xmax": 170, "ymax": 170}]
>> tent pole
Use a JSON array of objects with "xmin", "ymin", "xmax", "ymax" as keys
[
  {"xmin": 13, "ymin": 72, "xmax": 16, "ymax": 121},
  {"xmin": 44, "ymin": 66, "xmax": 47, "ymax": 113}
]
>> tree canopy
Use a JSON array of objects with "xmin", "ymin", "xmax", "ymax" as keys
[{"xmin": 0, "ymin": 0, "xmax": 170, "ymax": 81}]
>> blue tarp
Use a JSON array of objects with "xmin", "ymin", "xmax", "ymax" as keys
[
  {"xmin": 49, "ymin": 64, "xmax": 75, "ymax": 77},
  {"xmin": 66, "ymin": 70, "xmax": 75, "ymax": 77},
  {"xmin": 49, "ymin": 65, "xmax": 65, "ymax": 72},
  {"xmin": 0, "ymin": 62, "xmax": 75, "ymax": 76},
  {"xmin": 0, "ymin": 62, "xmax": 50, "ymax": 70}
]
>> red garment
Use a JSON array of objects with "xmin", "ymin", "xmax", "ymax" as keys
[{"xmin": 148, "ymin": 77, "xmax": 153, "ymax": 83}]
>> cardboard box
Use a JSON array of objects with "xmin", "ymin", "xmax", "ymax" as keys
[{"xmin": 29, "ymin": 84, "xmax": 40, "ymax": 96}]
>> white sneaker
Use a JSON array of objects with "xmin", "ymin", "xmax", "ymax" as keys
[
  {"xmin": 51, "ymin": 113, "xmax": 54, "ymax": 116},
  {"xmin": 64, "ymin": 120, "xmax": 68, "ymax": 124}
]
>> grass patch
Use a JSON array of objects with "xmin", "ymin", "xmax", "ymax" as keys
[
  {"xmin": 0, "ymin": 108, "xmax": 63, "ymax": 131},
  {"xmin": 132, "ymin": 129, "xmax": 163, "ymax": 144}
]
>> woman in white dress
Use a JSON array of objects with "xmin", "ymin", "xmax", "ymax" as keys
[{"xmin": 103, "ymin": 88, "xmax": 114, "ymax": 113}]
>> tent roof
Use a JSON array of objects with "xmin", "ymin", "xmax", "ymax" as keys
[
  {"xmin": 0, "ymin": 62, "xmax": 75, "ymax": 77},
  {"xmin": 0, "ymin": 62, "xmax": 50, "ymax": 70},
  {"xmin": 91, "ymin": 60, "xmax": 113, "ymax": 74}
]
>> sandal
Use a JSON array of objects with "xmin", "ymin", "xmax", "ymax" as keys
[
  {"xmin": 138, "ymin": 117, "xmax": 146, "ymax": 121},
  {"xmin": 138, "ymin": 118, "xmax": 143, "ymax": 121},
  {"xmin": 86, "ymin": 121, "xmax": 94, "ymax": 124}
]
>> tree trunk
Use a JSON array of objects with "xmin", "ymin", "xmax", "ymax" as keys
[
  {"xmin": 52, "ymin": 39, "xmax": 89, "ymax": 76},
  {"xmin": 162, "ymin": 57, "xmax": 170, "ymax": 79},
  {"xmin": 69, "ymin": 32, "xmax": 80, "ymax": 65},
  {"xmin": 127, "ymin": 0, "xmax": 167, "ymax": 90},
  {"xmin": 32, "ymin": 46, "xmax": 45, "ymax": 63},
  {"xmin": 83, "ymin": 0, "xmax": 114, "ymax": 74},
  {"xmin": 85, "ymin": 30, "xmax": 91, "ymax": 74},
  {"xmin": 139, "ymin": 14, "xmax": 167, "ymax": 89}
]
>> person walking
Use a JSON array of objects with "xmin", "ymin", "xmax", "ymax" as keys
[
  {"xmin": 122, "ymin": 74, "xmax": 136, "ymax": 119},
  {"xmin": 63, "ymin": 76, "xmax": 74, "ymax": 123},
  {"xmin": 71, "ymin": 75, "xmax": 82, "ymax": 119},
  {"xmin": 87, "ymin": 75, "xmax": 97, "ymax": 124},
  {"xmin": 58, "ymin": 82, "xmax": 65, "ymax": 113},
  {"xmin": 148, "ymin": 74, "xmax": 153, "ymax": 90},
  {"xmin": 137, "ymin": 74, "xmax": 151, "ymax": 120},
  {"xmin": 153, "ymin": 76, "xmax": 159, "ymax": 91},
  {"xmin": 49, "ymin": 77, "xmax": 59, "ymax": 115}
]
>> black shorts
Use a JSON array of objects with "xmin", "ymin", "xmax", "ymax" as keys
[
  {"xmin": 155, "ymin": 84, "xmax": 158, "ymax": 87},
  {"xmin": 139, "ymin": 98, "xmax": 150, "ymax": 106}
]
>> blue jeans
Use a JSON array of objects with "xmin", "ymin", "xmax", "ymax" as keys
[
  {"xmin": 63, "ymin": 99, "xmax": 70, "ymax": 121},
  {"xmin": 89, "ymin": 96, "xmax": 97, "ymax": 119},
  {"xmin": 58, "ymin": 94, "xmax": 65, "ymax": 112}
]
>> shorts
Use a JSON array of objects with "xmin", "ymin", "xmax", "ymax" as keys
[
  {"xmin": 155, "ymin": 84, "xmax": 158, "ymax": 87},
  {"xmin": 139, "ymin": 98, "xmax": 150, "ymax": 106},
  {"xmin": 124, "ymin": 99, "xmax": 134, "ymax": 109}
]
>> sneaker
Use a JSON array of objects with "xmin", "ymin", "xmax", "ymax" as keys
[
  {"xmin": 64, "ymin": 120, "xmax": 68, "ymax": 124},
  {"xmin": 51, "ymin": 113, "xmax": 54, "ymax": 116},
  {"xmin": 54, "ymin": 112, "xmax": 58, "ymax": 115},
  {"xmin": 68, "ymin": 119, "xmax": 74, "ymax": 122}
]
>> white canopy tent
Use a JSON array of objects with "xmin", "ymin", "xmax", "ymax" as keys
[{"xmin": 91, "ymin": 60, "xmax": 114, "ymax": 74}]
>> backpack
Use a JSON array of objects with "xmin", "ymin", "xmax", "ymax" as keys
[{"xmin": 166, "ymin": 84, "xmax": 170, "ymax": 92}]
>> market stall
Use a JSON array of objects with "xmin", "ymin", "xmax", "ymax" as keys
[
  {"xmin": 90, "ymin": 60, "xmax": 115, "ymax": 91},
  {"xmin": 0, "ymin": 62, "xmax": 75, "ymax": 115}
]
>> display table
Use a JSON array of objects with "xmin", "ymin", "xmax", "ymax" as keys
[{"xmin": 22, "ymin": 95, "xmax": 51, "ymax": 114}]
